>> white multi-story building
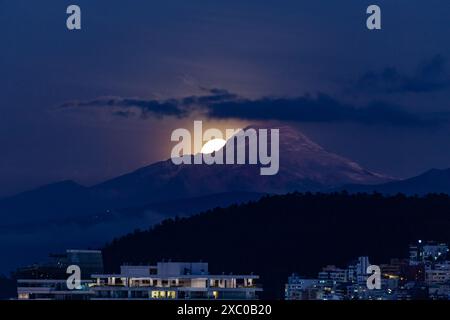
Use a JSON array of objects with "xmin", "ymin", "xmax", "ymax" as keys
[
  {"xmin": 91, "ymin": 262, "xmax": 261, "ymax": 300},
  {"xmin": 17, "ymin": 279, "xmax": 95, "ymax": 300},
  {"xmin": 17, "ymin": 257, "xmax": 261, "ymax": 300}
]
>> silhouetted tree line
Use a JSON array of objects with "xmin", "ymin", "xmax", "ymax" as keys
[{"xmin": 103, "ymin": 192, "xmax": 450, "ymax": 299}]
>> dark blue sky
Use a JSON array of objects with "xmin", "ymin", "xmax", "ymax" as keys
[{"xmin": 1, "ymin": 0, "xmax": 450, "ymax": 196}]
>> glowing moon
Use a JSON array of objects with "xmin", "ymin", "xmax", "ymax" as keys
[{"xmin": 201, "ymin": 138, "xmax": 227, "ymax": 154}]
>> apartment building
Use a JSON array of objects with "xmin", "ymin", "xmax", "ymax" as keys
[{"xmin": 92, "ymin": 262, "xmax": 261, "ymax": 300}]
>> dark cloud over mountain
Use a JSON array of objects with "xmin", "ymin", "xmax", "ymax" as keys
[
  {"xmin": 202, "ymin": 94, "xmax": 441, "ymax": 127},
  {"xmin": 61, "ymin": 89, "xmax": 447, "ymax": 127},
  {"xmin": 355, "ymin": 55, "xmax": 450, "ymax": 94}
]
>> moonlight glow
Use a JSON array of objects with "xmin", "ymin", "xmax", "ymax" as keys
[{"xmin": 201, "ymin": 138, "xmax": 227, "ymax": 154}]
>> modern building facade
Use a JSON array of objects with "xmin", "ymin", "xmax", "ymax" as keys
[
  {"xmin": 92, "ymin": 262, "xmax": 261, "ymax": 300},
  {"xmin": 17, "ymin": 279, "xmax": 95, "ymax": 300},
  {"xmin": 17, "ymin": 257, "xmax": 261, "ymax": 300}
]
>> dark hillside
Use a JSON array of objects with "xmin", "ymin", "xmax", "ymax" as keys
[{"xmin": 103, "ymin": 192, "xmax": 450, "ymax": 299}]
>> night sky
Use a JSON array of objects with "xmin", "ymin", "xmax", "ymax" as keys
[{"xmin": 1, "ymin": 0, "xmax": 450, "ymax": 197}]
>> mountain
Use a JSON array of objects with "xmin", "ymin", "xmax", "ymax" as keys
[
  {"xmin": 59, "ymin": 192, "xmax": 266, "ymax": 227},
  {"xmin": 0, "ymin": 180, "xmax": 102, "ymax": 225},
  {"xmin": 0, "ymin": 124, "xmax": 393, "ymax": 273},
  {"xmin": 88, "ymin": 125, "xmax": 390, "ymax": 208},
  {"xmin": 0, "ymin": 125, "xmax": 390, "ymax": 227},
  {"xmin": 341, "ymin": 168, "xmax": 450, "ymax": 195}
]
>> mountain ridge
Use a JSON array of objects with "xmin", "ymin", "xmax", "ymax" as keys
[
  {"xmin": 0, "ymin": 125, "xmax": 419, "ymax": 227},
  {"xmin": 87, "ymin": 125, "xmax": 391, "ymax": 207},
  {"xmin": 340, "ymin": 168, "xmax": 450, "ymax": 195}
]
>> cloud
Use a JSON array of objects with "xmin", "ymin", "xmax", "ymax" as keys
[
  {"xmin": 181, "ymin": 88, "xmax": 238, "ymax": 106},
  {"xmin": 59, "ymin": 89, "xmax": 238, "ymax": 119},
  {"xmin": 60, "ymin": 89, "xmax": 445, "ymax": 127},
  {"xmin": 354, "ymin": 55, "xmax": 450, "ymax": 94},
  {"xmin": 60, "ymin": 97, "xmax": 188, "ymax": 119},
  {"xmin": 202, "ymin": 93, "xmax": 440, "ymax": 127}
]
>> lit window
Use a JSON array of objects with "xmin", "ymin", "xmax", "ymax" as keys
[{"xmin": 18, "ymin": 293, "xmax": 29, "ymax": 300}]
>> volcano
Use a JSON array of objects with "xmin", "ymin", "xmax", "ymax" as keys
[
  {"xmin": 89, "ymin": 125, "xmax": 391, "ymax": 207},
  {"xmin": 0, "ymin": 125, "xmax": 391, "ymax": 225},
  {"xmin": 0, "ymin": 125, "xmax": 396, "ymax": 273}
]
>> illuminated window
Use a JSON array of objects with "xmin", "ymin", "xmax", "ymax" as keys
[
  {"xmin": 18, "ymin": 293, "xmax": 29, "ymax": 300},
  {"xmin": 151, "ymin": 290, "xmax": 176, "ymax": 299}
]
